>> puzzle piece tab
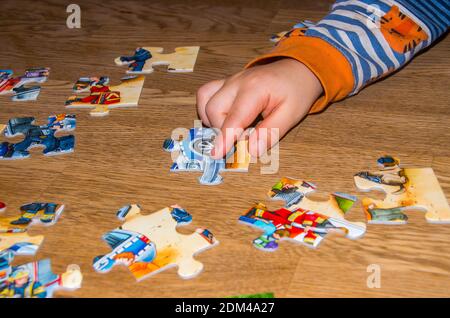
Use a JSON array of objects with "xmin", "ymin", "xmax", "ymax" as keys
[
  {"xmin": 93, "ymin": 204, "xmax": 218, "ymax": 281},
  {"xmin": 0, "ymin": 68, "xmax": 49, "ymax": 101},
  {"xmin": 0, "ymin": 251, "xmax": 82, "ymax": 298},
  {"xmin": 0, "ymin": 114, "xmax": 76, "ymax": 160},
  {"xmin": 239, "ymin": 178, "xmax": 366, "ymax": 251},
  {"xmin": 65, "ymin": 75, "xmax": 144, "ymax": 116},
  {"xmin": 0, "ymin": 202, "xmax": 64, "ymax": 233},
  {"xmin": 163, "ymin": 127, "xmax": 250, "ymax": 185},
  {"xmin": 354, "ymin": 156, "xmax": 450, "ymax": 224},
  {"xmin": 115, "ymin": 47, "xmax": 199, "ymax": 74}
]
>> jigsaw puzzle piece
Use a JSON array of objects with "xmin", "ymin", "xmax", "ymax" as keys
[
  {"xmin": 0, "ymin": 202, "xmax": 64, "ymax": 233},
  {"xmin": 239, "ymin": 203, "xmax": 364, "ymax": 251},
  {"xmin": 0, "ymin": 68, "xmax": 50, "ymax": 101},
  {"xmin": 115, "ymin": 47, "xmax": 199, "ymax": 74},
  {"xmin": 65, "ymin": 75, "xmax": 145, "ymax": 116},
  {"xmin": 354, "ymin": 156, "xmax": 450, "ymax": 224},
  {"xmin": 0, "ymin": 252, "xmax": 82, "ymax": 298},
  {"xmin": 268, "ymin": 178, "xmax": 363, "ymax": 224},
  {"xmin": 93, "ymin": 204, "xmax": 218, "ymax": 281},
  {"xmin": 0, "ymin": 232, "xmax": 44, "ymax": 255},
  {"xmin": 163, "ymin": 127, "xmax": 250, "ymax": 185},
  {"xmin": 0, "ymin": 114, "xmax": 76, "ymax": 160}
]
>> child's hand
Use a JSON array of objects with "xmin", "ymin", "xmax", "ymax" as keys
[{"xmin": 197, "ymin": 58, "xmax": 323, "ymax": 159}]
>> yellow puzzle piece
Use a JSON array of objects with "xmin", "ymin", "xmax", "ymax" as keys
[
  {"xmin": 354, "ymin": 156, "xmax": 450, "ymax": 224},
  {"xmin": 115, "ymin": 46, "xmax": 199, "ymax": 74},
  {"xmin": 65, "ymin": 75, "xmax": 145, "ymax": 117},
  {"xmin": 93, "ymin": 204, "xmax": 218, "ymax": 281}
]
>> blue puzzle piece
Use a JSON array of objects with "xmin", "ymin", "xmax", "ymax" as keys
[{"xmin": 0, "ymin": 114, "xmax": 76, "ymax": 160}]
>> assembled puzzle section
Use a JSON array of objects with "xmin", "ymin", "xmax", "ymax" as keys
[
  {"xmin": 0, "ymin": 114, "xmax": 76, "ymax": 160},
  {"xmin": 239, "ymin": 177, "xmax": 366, "ymax": 251},
  {"xmin": 354, "ymin": 156, "xmax": 450, "ymax": 224},
  {"xmin": 163, "ymin": 127, "xmax": 250, "ymax": 185},
  {"xmin": 0, "ymin": 202, "xmax": 65, "ymax": 256},
  {"xmin": 93, "ymin": 204, "xmax": 218, "ymax": 281},
  {"xmin": 115, "ymin": 47, "xmax": 199, "ymax": 74},
  {"xmin": 0, "ymin": 251, "xmax": 82, "ymax": 298},
  {"xmin": 0, "ymin": 68, "xmax": 49, "ymax": 101},
  {"xmin": 65, "ymin": 75, "xmax": 145, "ymax": 116}
]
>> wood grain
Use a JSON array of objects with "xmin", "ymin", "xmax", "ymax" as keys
[{"xmin": 0, "ymin": 0, "xmax": 449, "ymax": 298}]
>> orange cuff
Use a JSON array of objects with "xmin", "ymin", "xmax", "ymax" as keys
[{"xmin": 246, "ymin": 36, "xmax": 354, "ymax": 113}]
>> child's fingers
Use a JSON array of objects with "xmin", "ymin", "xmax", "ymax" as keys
[
  {"xmin": 248, "ymin": 104, "xmax": 302, "ymax": 157},
  {"xmin": 196, "ymin": 79, "xmax": 225, "ymax": 127},
  {"xmin": 204, "ymin": 83, "xmax": 237, "ymax": 129},
  {"xmin": 211, "ymin": 90, "xmax": 265, "ymax": 159}
]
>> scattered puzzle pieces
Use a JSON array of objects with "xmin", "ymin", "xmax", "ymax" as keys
[
  {"xmin": 239, "ymin": 177, "xmax": 366, "ymax": 250},
  {"xmin": 354, "ymin": 156, "xmax": 450, "ymax": 224},
  {"xmin": 115, "ymin": 47, "xmax": 199, "ymax": 74},
  {"xmin": 0, "ymin": 114, "xmax": 76, "ymax": 160},
  {"xmin": 163, "ymin": 127, "xmax": 250, "ymax": 185},
  {"xmin": 65, "ymin": 75, "xmax": 145, "ymax": 116},
  {"xmin": 0, "ymin": 68, "xmax": 49, "ymax": 101},
  {"xmin": 0, "ymin": 202, "xmax": 64, "ymax": 256},
  {"xmin": 93, "ymin": 204, "xmax": 218, "ymax": 281},
  {"xmin": 0, "ymin": 251, "xmax": 82, "ymax": 298}
]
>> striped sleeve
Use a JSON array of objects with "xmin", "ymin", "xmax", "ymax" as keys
[{"xmin": 247, "ymin": 0, "xmax": 450, "ymax": 113}]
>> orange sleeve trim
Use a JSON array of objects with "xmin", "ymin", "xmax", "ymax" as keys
[{"xmin": 245, "ymin": 36, "xmax": 354, "ymax": 113}]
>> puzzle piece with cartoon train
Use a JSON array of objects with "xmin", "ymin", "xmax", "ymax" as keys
[
  {"xmin": 0, "ymin": 251, "xmax": 82, "ymax": 298},
  {"xmin": 115, "ymin": 47, "xmax": 199, "ymax": 74},
  {"xmin": 0, "ymin": 114, "xmax": 76, "ymax": 160},
  {"xmin": 354, "ymin": 156, "xmax": 450, "ymax": 224},
  {"xmin": 0, "ymin": 202, "xmax": 64, "ymax": 233},
  {"xmin": 93, "ymin": 204, "xmax": 218, "ymax": 281},
  {"xmin": 163, "ymin": 127, "xmax": 250, "ymax": 185},
  {"xmin": 0, "ymin": 68, "xmax": 49, "ymax": 101},
  {"xmin": 239, "ymin": 201, "xmax": 365, "ymax": 250},
  {"xmin": 65, "ymin": 75, "xmax": 144, "ymax": 116}
]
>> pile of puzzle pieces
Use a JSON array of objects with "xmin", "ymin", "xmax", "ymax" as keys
[
  {"xmin": 64, "ymin": 46, "xmax": 199, "ymax": 116},
  {"xmin": 0, "ymin": 201, "xmax": 82, "ymax": 298},
  {"xmin": 239, "ymin": 177, "xmax": 367, "ymax": 250}
]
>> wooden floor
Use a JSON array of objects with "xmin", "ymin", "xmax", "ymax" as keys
[{"xmin": 0, "ymin": 0, "xmax": 449, "ymax": 298}]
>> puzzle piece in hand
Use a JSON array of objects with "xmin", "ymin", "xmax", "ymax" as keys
[
  {"xmin": 0, "ymin": 68, "xmax": 50, "ymax": 101},
  {"xmin": 354, "ymin": 156, "xmax": 450, "ymax": 224},
  {"xmin": 0, "ymin": 114, "xmax": 76, "ymax": 160},
  {"xmin": 0, "ymin": 251, "xmax": 82, "ymax": 298},
  {"xmin": 0, "ymin": 202, "xmax": 64, "ymax": 233},
  {"xmin": 239, "ymin": 177, "xmax": 366, "ymax": 251},
  {"xmin": 65, "ymin": 75, "xmax": 145, "ymax": 116},
  {"xmin": 163, "ymin": 127, "xmax": 250, "ymax": 185},
  {"xmin": 93, "ymin": 204, "xmax": 218, "ymax": 281},
  {"xmin": 115, "ymin": 47, "xmax": 199, "ymax": 74}
]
